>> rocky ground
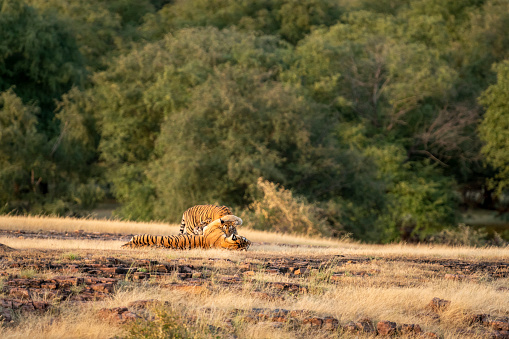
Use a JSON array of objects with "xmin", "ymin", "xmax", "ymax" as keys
[{"xmin": 0, "ymin": 229, "xmax": 508, "ymax": 338}]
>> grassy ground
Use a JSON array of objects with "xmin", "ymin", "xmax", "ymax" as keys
[{"xmin": 0, "ymin": 216, "xmax": 507, "ymax": 338}]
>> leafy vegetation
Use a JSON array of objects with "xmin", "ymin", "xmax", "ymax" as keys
[{"xmin": 1, "ymin": 0, "xmax": 509, "ymax": 242}]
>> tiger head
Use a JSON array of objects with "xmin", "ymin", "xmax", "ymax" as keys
[
  {"xmin": 203, "ymin": 215, "xmax": 251, "ymax": 251},
  {"xmin": 215, "ymin": 214, "xmax": 243, "ymax": 236}
]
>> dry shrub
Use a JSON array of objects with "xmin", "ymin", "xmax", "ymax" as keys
[{"xmin": 242, "ymin": 178, "xmax": 337, "ymax": 237}]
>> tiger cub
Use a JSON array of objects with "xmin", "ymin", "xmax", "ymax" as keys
[{"xmin": 180, "ymin": 204, "xmax": 239, "ymax": 235}]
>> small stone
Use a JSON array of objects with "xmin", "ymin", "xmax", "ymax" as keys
[
  {"xmin": 467, "ymin": 313, "xmax": 488, "ymax": 325},
  {"xmin": 289, "ymin": 309, "xmax": 308, "ymax": 318},
  {"xmin": 489, "ymin": 319, "xmax": 509, "ymax": 331},
  {"xmin": 491, "ymin": 330, "xmax": 509, "ymax": 339},
  {"xmin": 428, "ymin": 297, "xmax": 451, "ymax": 312},
  {"xmin": 192, "ymin": 272, "xmax": 203, "ymax": 279},
  {"xmin": 356, "ymin": 318, "xmax": 375, "ymax": 333},
  {"xmin": 133, "ymin": 272, "xmax": 149, "ymax": 280},
  {"xmin": 294, "ymin": 267, "xmax": 307, "ymax": 275},
  {"xmin": 219, "ymin": 275, "xmax": 242, "ymax": 284},
  {"xmin": 399, "ymin": 324, "xmax": 422, "ymax": 334},
  {"xmin": 179, "ymin": 266, "xmax": 193, "ymax": 274},
  {"xmin": 41, "ymin": 282, "xmax": 58, "ymax": 290},
  {"xmin": 0, "ymin": 310, "xmax": 12, "ymax": 322},
  {"xmin": 302, "ymin": 317, "xmax": 323, "ymax": 328},
  {"xmin": 322, "ymin": 317, "xmax": 339, "ymax": 330},
  {"xmin": 32, "ymin": 301, "xmax": 50, "ymax": 310},
  {"xmin": 377, "ymin": 320, "xmax": 397, "ymax": 336},
  {"xmin": 344, "ymin": 321, "xmax": 358, "ymax": 332},
  {"xmin": 90, "ymin": 283, "xmax": 114, "ymax": 293},
  {"xmin": 9, "ymin": 288, "xmax": 30, "ymax": 299}
]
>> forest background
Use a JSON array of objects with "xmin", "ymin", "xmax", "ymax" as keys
[{"xmin": 1, "ymin": 0, "xmax": 509, "ymax": 244}]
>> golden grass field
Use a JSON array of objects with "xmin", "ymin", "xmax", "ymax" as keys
[{"xmin": 0, "ymin": 215, "xmax": 507, "ymax": 338}]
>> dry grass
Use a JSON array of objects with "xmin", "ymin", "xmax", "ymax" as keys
[
  {"xmin": 0, "ymin": 215, "xmax": 179, "ymax": 235},
  {"xmin": 0, "ymin": 216, "xmax": 508, "ymax": 338},
  {"xmin": 1, "ymin": 215, "xmax": 508, "ymax": 260}
]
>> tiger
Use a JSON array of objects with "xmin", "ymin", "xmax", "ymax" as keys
[
  {"xmin": 180, "ymin": 204, "xmax": 237, "ymax": 235},
  {"xmin": 121, "ymin": 215, "xmax": 250, "ymax": 250}
]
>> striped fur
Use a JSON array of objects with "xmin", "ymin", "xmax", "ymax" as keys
[
  {"xmin": 180, "ymin": 204, "xmax": 235, "ymax": 235},
  {"xmin": 122, "ymin": 215, "xmax": 250, "ymax": 250}
]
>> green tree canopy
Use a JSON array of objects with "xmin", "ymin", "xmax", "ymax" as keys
[
  {"xmin": 0, "ymin": 0, "xmax": 85, "ymax": 132},
  {"xmin": 479, "ymin": 61, "xmax": 509, "ymax": 194},
  {"xmin": 141, "ymin": 0, "xmax": 342, "ymax": 44}
]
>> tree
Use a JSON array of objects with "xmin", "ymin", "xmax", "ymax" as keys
[
  {"xmin": 141, "ymin": 0, "xmax": 341, "ymax": 44},
  {"xmin": 0, "ymin": 90, "xmax": 50, "ymax": 212},
  {"xmin": 148, "ymin": 65, "xmax": 337, "ymax": 219},
  {"xmin": 478, "ymin": 60, "xmax": 509, "ymax": 195},
  {"xmin": 0, "ymin": 0, "xmax": 85, "ymax": 132},
  {"xmin": 91, "ymin": 28, "xmax": 294, "ymax": 220}
]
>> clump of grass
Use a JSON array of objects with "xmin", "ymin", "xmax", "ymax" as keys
[
  {"xmin": 61, "ymin": 252, "xmax": 80, "ymax": 260},
  {"xmin": 19, "ymin": 268, "xmax": 37, "ymax": 279},
  {"xmin": 126, "ymin": 307, "xmax": 213, "ymax": 339}
]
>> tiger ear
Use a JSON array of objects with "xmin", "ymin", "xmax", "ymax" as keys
[{"xmin": 220, "ymin": 218, "xmax": 224, "ymax": 224}]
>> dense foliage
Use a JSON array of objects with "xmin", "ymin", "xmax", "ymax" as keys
[{"xmin": 1, "ymin": 0, "xmax": 508, "ymax": 242}]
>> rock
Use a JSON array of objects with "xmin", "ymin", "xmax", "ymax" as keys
[
  {"xmin": 179, "ymin": 266, "xmax": 193, "ymax": 274},
  {"xmin": 289, "ymin": 309, "xmax": 309, "ymax": 318},
  {"xmin": 322, "ymin": 317, "xmax": 339, "ymax": 330},
  {"xmin": 41, "ymin": 282, "xmax": 58, "ymax": 290},
  {"xmin": 90, "ymin": 283, "xmax": 114, "ymax": 293},
  {"xmin": 270, "ymin": 309, "xmax": 289, "ymax": 323},
  {"xmin": 377, "ymin": 320, "xmax": 397, "ymax": 336},
  {"xmin": 302, "ymin": 317, "xmax": 323, "ymax": 328},
  {"xmin": 491, "ymin": 330, "xmax": 509, "ymax": 339},
  {"xmin": 32, "ymin": 301, "xmax": 50, "ymax": 310},
  {"xmin": 356, "ymin": 318, "xmax": 375, "ymax": 333},
  {"xmin": 467, "ymin": 313, "xmax": 488, "ymax": 325},
  {"xmin": 164, "ymin": 284, "xmax": 207, "ymax": 294},
  {"xmin": 219, "ymin": 275, "xmax": 242, "ymax": 284},
  {"xmin": 0, "ymin": 243, "xmax": 16, "ymax": 253},
  {"xmin": 399, "ymin": 323, "xmax": 422, "ymax": 334},
  {"xmin": 344, "ymin": 321, "xmax": 358, "ymax": 332},
  {"xmin": 133, "ymin": 272, "xmax": 150, "ymax": 280},
  {"xmin": 293, "ymin": 267, "xmax": 307, "ymax": 275},
  {"xmin": 488, "ymin": 319, "xmax": 509, "ymax": 331},
  {"xmin": 9, "ymin": 287, "xmax": 30, "ymax": 299},
  {"xmin": 428, "ymin": 297, "xmax": 451, "ymax": 312}
]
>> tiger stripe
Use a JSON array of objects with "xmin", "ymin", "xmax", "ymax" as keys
[
  {"xmin": 180, "ymin": 204, "xmax": 234, "ymax": 235},
  {"xmin": 122, "ymin": 215, "xmax": 250, "ymax": 250}
]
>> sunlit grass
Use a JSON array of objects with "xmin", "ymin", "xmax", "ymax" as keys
[{"xmin": 0, "ymin": 215, "xmax": 508, "ymax": 260}]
